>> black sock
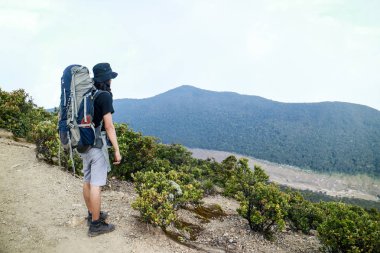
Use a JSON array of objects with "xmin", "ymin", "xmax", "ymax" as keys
[{"xmin": 91, "ymin": 219, "xmax": 100, "ymax": 225}]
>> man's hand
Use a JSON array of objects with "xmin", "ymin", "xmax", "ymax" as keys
[{"xmin": 113, "ymin": 150, "xmax": 122, "ymax": 165}]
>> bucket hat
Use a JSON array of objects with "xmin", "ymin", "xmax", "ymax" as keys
[{"xmin": 93, "ymin": 63, "xmax": 118, "ymax": 82}]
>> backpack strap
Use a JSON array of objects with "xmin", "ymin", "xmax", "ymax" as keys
[
  {"xmin": 92, "ymin": 89, "xmax": 107, "ymax": 147},
  {"xmin": 92, "ymin": 89, "xmax": 107, "ymax": 126},
  {"xmin": 93, "ymin": 89, "xmax": 105, "ymax": 101}
]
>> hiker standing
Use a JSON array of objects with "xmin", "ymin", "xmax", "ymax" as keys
[{"xmin": 82, "ymin": 63, "xmax": 122, "ymax": 237}]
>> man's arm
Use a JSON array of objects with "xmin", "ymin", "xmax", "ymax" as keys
[{"xmin": 103, "ymin": 112, "xmax": 121, "ymax": 165}]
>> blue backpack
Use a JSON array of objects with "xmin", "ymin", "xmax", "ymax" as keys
[{"xmin": 58, "ymin": 65, "xmax": 103, "ymax": 172}]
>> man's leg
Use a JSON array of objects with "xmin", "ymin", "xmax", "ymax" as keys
[
  {"xmin": 90, "ymin": 185, "xmax": 101, "ymax": 221},
  {"xmin": 82, "ymin": 152, "xmax": 92, "ymax": 214},
  {"xmin": 83, "ymin": 182, "xmax": 91, "ymax": 213},
  {"xmin": 87, "ymin": 148, "xmax": 115, "ymax": 237}
]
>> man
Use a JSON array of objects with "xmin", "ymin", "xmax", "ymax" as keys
[{"xmin": 81, "ymin": 62, "xmax": 122, "ymax": 237}]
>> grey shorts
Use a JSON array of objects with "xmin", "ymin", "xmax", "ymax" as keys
[{"xmin": 81, "ymin": 146, "xmax": 110, "ymax": 186}]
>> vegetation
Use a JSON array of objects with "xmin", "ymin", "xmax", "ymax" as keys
[
  {"xmin": 32, "ymin": 116, "xmax": 82, "ymax": 171},
  {"xmin": 0, "ymin": 88, "xmax": 52, "ymax": 141},
  {"xmin": 286, "ymin": 191, "xmax": 324, "ymax": 233},
  {"xmin": 223, "ymin": 158, "xmax": 288, "ymax": 239},
  {"xmin": 284, "ymin": 186, "xmax": 380, "ymax": 211},
  {"xmin": 1, "ymin": 87, "xmax": 380, "ymax": 252},
  {"xmin": 131, "ymin": 171, "xmax": 177, "ymax": 228},
  {"xmin": 113, "ymin": 85, "xmax": 380, "ymax": 177},
  {"xmin": 317, "ymin": 202, "xmax": 380, "ymax": 253}
]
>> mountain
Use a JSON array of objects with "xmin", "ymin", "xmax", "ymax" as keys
[{"xmin": 113, "ymin": 85, "xmax": 380, "ymax": 176}]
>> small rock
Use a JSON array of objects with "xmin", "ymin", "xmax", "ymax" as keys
[
  {"xmin": 67, "ymin": 216, "xmax": 83, "ymax": 227},
  {"xmin": 227, "ymin": 244, "xmax": 237, "ymax": 250},
  {"xmin": 309, "ymin": 230, "xmax": 318, "ymax": 236}
]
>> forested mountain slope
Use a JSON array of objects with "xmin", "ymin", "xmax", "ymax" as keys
[{"xmin": 113, "ymin": 85, "xmax": 380, "ymax": 176}]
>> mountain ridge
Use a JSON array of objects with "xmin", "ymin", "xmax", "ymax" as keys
[
  {"xmin": 113, "ymin": 85, "xmax": 380, "ymax": 176},
  {"xmin": 115, "ymin": 85, "xmax": 377, "ymax": 111}
]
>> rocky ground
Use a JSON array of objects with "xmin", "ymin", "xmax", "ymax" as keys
[{"xmin": 0, "ymin": 133, "xmax": 321, "ymax": 253}]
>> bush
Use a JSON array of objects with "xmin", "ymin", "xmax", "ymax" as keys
[
  {"xmin": 224, "ymin": 158, "xmax": 287, "ymax": 239},
  {"xmin": 237, "ymin": 182, "xmax": 290, "ymax": 240},
  {"xmin": 201, "ymin": 179, "xmax": 216, "ymax": 195},
  {"xmin": 286, "ymin": 191, "xmax": 324, "ymax": 233},
  {"xmin": 32, "ymin": 116, "xmax": 82, "ymax": 172},
  {"xmin": 132, "ymin": 166, "xmax": 204, "ymax": 229},
  {"xmin": 155, "ymin": 143, "xmax": 193, "ymax": 167},
  {"xmin": 317, "ymin": 202, "xmax": 380, "ymax": 253},
  {"xmin": 167, "ymin": 169, "xmax": 203, "ymax": 206},
  {"xmin": 0, "ymin": 88, "xmax": 52, "ymax": 140},
  {"xmin": 111, "ymin": 123, "xmax": 158, "ymax": 180},
  {"xmin": 224, "ymin": 158, "xmax": 269, "ymax": 197},
  {"xmin": 132, "ymin": 171, "xmax": 178, "ymax": 228}
]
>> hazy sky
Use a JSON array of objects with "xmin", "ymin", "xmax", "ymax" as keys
[{"xmin": 0, "ymin": 0, "xmax": 379, "ymax": 110}]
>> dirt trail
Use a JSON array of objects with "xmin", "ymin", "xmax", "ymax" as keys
[
  {"xmin": 0, "ymin": 137, "xmax": 197, "ymax": 253},
  {"xmin": 0, "ymin": 136, "xmax": 321, "ymax": 253}
]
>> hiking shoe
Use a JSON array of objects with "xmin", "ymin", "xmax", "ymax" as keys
[
  {"xmin": 87, "ymin": 211, "xmax": 109, "ymax": 226},
  {"xmin": 88, "ymin": 220, "xmax": 115, "ymax": 237}
]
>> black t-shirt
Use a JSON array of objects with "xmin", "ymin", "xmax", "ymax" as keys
[{"xmin": 93, "ymin": 91, "xmax": 114, "ymax": 128}]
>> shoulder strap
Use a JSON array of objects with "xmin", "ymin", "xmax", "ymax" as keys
[
  {"xmin": 92, "ymin": 89, "xmax": 107, "ymax": 101},
  {"xmin": 92, "ymin": 89, "xmax": 108, "ymax": 132}
]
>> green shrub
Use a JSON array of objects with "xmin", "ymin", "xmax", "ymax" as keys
[
  {"xmin": 32, "ymin": 116, "xmax": 82, "ymax": 172},
  {"xmin": 111, "ymin": 123, "xmax": 158, "ymax": 180},
  {"xmin": 201, "ymin": 179, "xmax": 216, "ymax": 195},
  {"xmin": 200, "ymin": 158, "xmax": 223, "ymax": 186},
  {"xmin": 0, "ymin": 88, "xmax": 52, "ymax": 140},
  {"xmin": 132, "ymin": 168, "xmax": 204, "ymax": 229},
  {"xmin": 286, "ymin": 191, "xmax": 324, "ymax": 233},
  {"xmin": 132, "ymin": 171, "xmax": 178, "ymax": 228},
  {"xmin": 224, "ymin": 158, "xmax": 269, "ymax": 197},
  {"xmin": 167, "ymin": 169, "xmax": 203, "ymax": 206},
  {"xmin": 132, "ymin": 187, "xmax": 177, "ymax": 228},
  {"xmin": 237, "ymin": 182, "xmax": 290, "ymax": 240},
  {"xmin": 155, "ymin": 143, "xmax": 193, "ymax": 167},
  {"xmin": 317, "ymin": 202, "xmax": 380, "ymax": 253},
  {"xmin": 224, "ymin": 158, "xmax": 286, "ymax": 239}
]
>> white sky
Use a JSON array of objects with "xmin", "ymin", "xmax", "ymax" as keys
[{"xmin": 0, "ymin": 0, "xmax": 379, "ymax": 110}]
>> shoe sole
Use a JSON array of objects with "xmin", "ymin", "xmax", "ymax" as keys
[{"xmin": 88, "ymin": 226, "xmax": 115, "ymax": 237}]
